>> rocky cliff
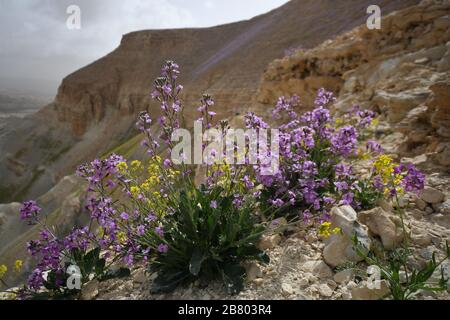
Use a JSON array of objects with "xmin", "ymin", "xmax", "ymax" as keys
[
  {"xmin": 256, "ymin": 0, "xmax": 450, "ymax": 168},
  {"xmin": 0, "ymin": 0, "xmax": 419, "ymax": 203}
]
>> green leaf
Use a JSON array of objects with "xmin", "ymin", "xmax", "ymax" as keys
[
  {"xmin": 95, "ymin": 258, "xmax": 106, "ymax": 275},
  {"xmin": 150, "ymin": 270, "xmax": 190, "ymax": 293},
  {"xmin": 83, "ymin": 247, "xmax": 101, "ymax": 275},
  {"xmin": 221, "ymin": 263, "xmax": 245, "ymax": 295},
  {"xmin": 189, "ymin": 248, "xmax": 206, "ymax": 276}
]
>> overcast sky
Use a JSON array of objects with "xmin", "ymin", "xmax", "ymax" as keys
[{"xmin": 0, "ymin": 0, "xmax": 288, "ymax": 96}]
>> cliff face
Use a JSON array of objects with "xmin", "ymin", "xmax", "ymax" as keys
[
  {"xmin": 256, "ymin": 0, "xmax": 450, "ymax": 168},
  {"xmin": 53, "ymin": 0, "xmax": 419, "ymax": 136},
  {"xmin": 0, "ymin": 0, "xmax": 419, "ymax": 203}
]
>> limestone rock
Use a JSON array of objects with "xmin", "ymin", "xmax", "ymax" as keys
[
  {"xmin": 414, "ymin": 196, "xmax": 428, "ymax": 210},
  {"xmin": 358, "ymin": 207, "xmax": 404, "ymax": 250},
  {"xmin": 323, "ymin": 206, "xmax": 371, "ymax": 268},
  {"xmin": 334, "ymin": 269, "xmax": 355, "ymax": 284},
  {"xmin": 420, "ymin": 187, "xmax": 445, "ymax": 204},
  {"xmin": 318, "ymin": 284, "xmax": 334, "ymax": 297}
]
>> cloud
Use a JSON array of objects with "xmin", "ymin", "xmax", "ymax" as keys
[
  {"xmin": 0, "ymin": 0, "xmax": 195, "ymax": 90},
  {"xmin": 204, "ymin": 1, "xmax": 214, "ymax": 9},
  {"xmin": 0, "ymin": 0, "xmax": 288, "ymax": 95}
]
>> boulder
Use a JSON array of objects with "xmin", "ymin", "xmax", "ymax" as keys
[
  {"xmin": 358, "ymin": 207, "xmax": 404, "ymax": 250},
  {"xmin": 323, "ymin": 206, "xmax": 371, "ymax": 268},
  {"xmin": 334, "ymin": 269, "xmax": 355, "ymax": 284},
  {"xmin": 420, "ymin": 187, "xmax": 445, "ymax": 204}
]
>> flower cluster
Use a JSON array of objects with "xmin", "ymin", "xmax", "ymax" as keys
[
  {"xmin": 249, "ymin": 89, "xmax": 424, "ymax": 223},
  {"xmin": 318, "ymin": 222, "xmax": 341, "ymax": 238},
  {"xmin": 249, "ymin": 90, "xmax": 370, "ymax": 220},
  {"xmin": 371, "ymin": 155, "xmax": 425, "ymax": 197}
]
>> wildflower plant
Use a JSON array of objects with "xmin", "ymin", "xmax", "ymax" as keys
[
  {"xmin": 247, "ymin": 91, "xmax": 383, "ymax": 222},
  {"xmin": 353, "ymin": 237, "xmax": 450, "ymax": 300},
  {"xmin": 11, "ymin": 198, "xmax": 131, "ymax": 299}
]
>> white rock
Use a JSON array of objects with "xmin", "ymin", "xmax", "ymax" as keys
[
  {"xmin": 301, "ymin": 260, "xmax": 333, "ymax": 279},
  {"xmin": 334, "ymin": 269, "xmax": 355, "ymax": 284},
  {"xmin": 323, "ymin": 206, "xmax": 371, "ymax": 267},
  {"xmin": 330, "ymin": 206, "xmax": 357, "ymax": 235},
  {"xmin": 318, "ymin": 284, "xmax": 334, "ymax": 297},
  {"xmin": 358, "ymin": 207, "xmax": 404, "ymax": 250},
  {"xmin": 420, "ymin": 187, "xmax": 445, "ymax": 204},
  {"xmin": 298, "ymin": 277, "xmax": 309, "ymax": 287}
]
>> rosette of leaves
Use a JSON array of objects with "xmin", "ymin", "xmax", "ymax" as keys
[
  {"xmin": 144, "ymin": 184, "xmax": 269, "ymax": 295},
  {"xmin": 353, "ymin": 236, "xmax": 450, "ymax": 300},
  {"xmin": 30, "ymin": 247, "xmax": 130, "ymax": 300}
]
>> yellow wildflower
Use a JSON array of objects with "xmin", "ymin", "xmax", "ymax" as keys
[
  {"xmin": 371, "ymin": 118, "xmax": 379, "ymax": 126},
  {"xmin": 0, "ymin": 265, "xmax": 7, "ymax": 279},
  {"xmin": 117, "ymin": 231, "xmax": 127, "ymax": 244},
  {"xmin": 13, "ymin": 260, "xmax": 23, "ymax": 273},
  {"xmin": 130, "ymin": 160, "xmax": 143, "ymax": 172},
  {"xmin": 373, "ymin": 155, "xmax": 395, "ymax": 183},
  {"xmin": 318, "ymin": 222, "xmax": 332, "ymax": 238},
  {"xmin": 130, "ymin": 186, "xmax": 140, "ymax": 196},
  {"xmin": 335, "ymin": 118, "xmax": 343, "ymax": 125},
  {"xmin": 394, "ymin": 174, "xmax": 403, "ymax": 186},
  {"xmin": 117, "ymin": 161, "xmax": 128, "ymax": 173},
  {"xmin": 153, "ymin": 191, "xmax": 161, "ymax": 198},
  {"xmin": 140, "ymin": 182, "xmax": 151, "ymax": 191},
  {"xmin": 318, "ymin": 222, "xmax": 341, "ymax": 238},
  {"xmin": 332, "ymin": 227, "xmax": 341, "ymax": 235}
]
